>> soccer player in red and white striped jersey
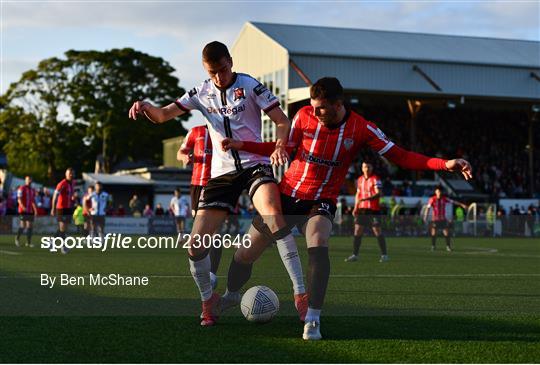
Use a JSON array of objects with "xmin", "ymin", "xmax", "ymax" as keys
[
  {"xmin": 222, "ymin": 77, "xmax": 472, "ymax": 340},
  {"xmin": 345, "ymin": 162, "xmax": 388, "ymax": 263},
  {"xmin": 16, "ymin": 176, "xmax": 38, "ymax": 247},
  {"xmin": 424, "ymin": 186, "xmax": 468, "ymax": 251},
  {"xmin": 177, "ymin": 125, "xmax": 224, "ymax": 288},
  {"xmin": 51, "ymin": 168, "xmax": 76, "ymax": 253}
]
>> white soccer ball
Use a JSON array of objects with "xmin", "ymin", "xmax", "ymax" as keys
[{"xmin": 240, "ymin": 285, "xmax": 279, "ymax": 323}]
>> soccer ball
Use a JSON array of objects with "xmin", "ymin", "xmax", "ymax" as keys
[{"xmin": 240, "ymin": 285, "xmax": 279, "ymax": 323}]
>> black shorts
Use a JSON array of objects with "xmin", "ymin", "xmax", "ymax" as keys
[
  {"xmin": 190, "ymin": 185, "xmax": 204, "ymax": 214},
  {"xmin": 431, "ymin": 220, "xmax": 449, "ymax": 230},
  {"xmin": 198, "ymin": 164, "xmax": 276, "ymax": 212},
  {"xmin": 56, "ymin": 208, "xmax": 73, "ymax": 223},
  {"xmin": 354, "ymin": 209, "xmax": 381, "ymax": 227},
  {"xmin": 19, "ymin": 213, "xmax": 34, "ymax": 222},
  {"xmin": 280, "ymin": 193, "xmax": 337, "ymax": 231},
  {"xmin": 92, "ymin": 216, "xmax": 105, "ymax": 226}
]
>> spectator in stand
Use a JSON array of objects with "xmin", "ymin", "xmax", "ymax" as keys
[
  {"xmin": 129, "ymin": 194, "xmax": 143, "ymax": 216},
  {"xmin": 116, "ymin": 204, "xmax": 126, "ymax": 217},
  {"xmin": 154, "ymin": 203, "xmax": 165, "ymax": 216},
  {"xmin": 143, "ymin": 204, "xmax": 153, "ymax": 217}
]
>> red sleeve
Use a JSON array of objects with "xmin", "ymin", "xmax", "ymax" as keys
[
  {"xmin": 55, "ymin": 181, "xmax": 64, "ymax": 193},
  {"xmin": 182, "ymin": 128, "xmax": 195, "ymax": 149},
  {"xmin": 427, "ymin": 197, "xmax": 434, "ymax": 207},
  {"xmin": 383, "ymin": 144, "xmax": 448, "ymax": 171},
  {"xmin": 240, "ymin": 142, "xmax": 295, "ymax": 157}
]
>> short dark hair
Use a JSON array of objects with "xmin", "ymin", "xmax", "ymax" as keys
[
  {"xmin": 310, "ymin": 77, "xmax": 344, "ymax": 102},
  {"xmin": 434, "ymin": 185, "xmax": 443, "ymax": 191},
  {"xmin": 202, "ymin": 41, "xmax": 231, "ymax": 64}
]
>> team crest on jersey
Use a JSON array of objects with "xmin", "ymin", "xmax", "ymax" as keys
[
  {"xmin": 343, "ymin": 138, "xmax": 354, "ymax": 150},
  {"xmin": 188, "ymin": 88, "xmax": 197, "ymax": 98},
  {"xmin": 234, "ymin": 88, "xmax": 246, "ymax": 101}
]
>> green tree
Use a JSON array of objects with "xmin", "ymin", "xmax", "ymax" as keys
[{"xmin": 0, "ymin": 48, "xmax": 188, "ymax": 183}]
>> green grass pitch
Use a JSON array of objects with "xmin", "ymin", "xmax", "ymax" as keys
[{"xmin": 1, "ymin": 235, "xmax": 539, "ymax": 363}]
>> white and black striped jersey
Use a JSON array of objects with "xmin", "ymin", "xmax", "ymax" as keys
[{"xmin": 175, "ymin": 73, "xmax": 279, "ymax": 177}]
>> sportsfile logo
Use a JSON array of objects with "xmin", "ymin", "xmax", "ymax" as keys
[{"xmin": 206, "ymin": 104, "xmax": 246, "ymax": 116}]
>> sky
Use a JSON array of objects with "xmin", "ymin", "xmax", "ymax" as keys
[{"xmin": 1, "ymin": 0, "xmax": 539, "ymax": 125}]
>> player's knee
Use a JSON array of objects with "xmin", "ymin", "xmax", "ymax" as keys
[{"xmin": 306, "ymin": 233, "xmax": 329, "ymax": 247}]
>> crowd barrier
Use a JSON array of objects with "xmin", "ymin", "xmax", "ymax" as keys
[{"xmin": 0, "ymin": 214, "xmax": 538, "ymax": 237}]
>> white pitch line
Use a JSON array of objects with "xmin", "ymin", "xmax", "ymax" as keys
[{"xmin": 0, "ymin": 250, "xmax": 22, "ymax": 255}]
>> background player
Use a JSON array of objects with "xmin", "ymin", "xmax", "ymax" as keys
[
  {"xmin": 128, "ymin": 41, "xmax": 307, "ymax": 326},
  {"xmin": 82, "ymin": 185, "xmax": 94, "ymax": 237},
  {"xmin": 15, "ymin": 176, "xmax": 37, "ymax": 247},
  {"xmin": 177, "ymin": 125, "xmax": 221, "ymax": 288},
  {"xmin": 169, "ymin": 188, "xmax": 190, "ymax": 234},
  {"xmin": 346, "ymin": 161, "xmax": 388, "ymax": 263},
  {"xmin": 51, "ymin": 168, "xmax": 75, "ymax": 254},
  {"xmin": 222, "ymin": 77, "xmax": 473, "ymax": 340},
  {"xmin": 90, "ymin": 182, "xmax": 110, "ymax": 242},
  {"xmin": 424, "ymin": 185, "xmax": 468, "ymax": 251}
]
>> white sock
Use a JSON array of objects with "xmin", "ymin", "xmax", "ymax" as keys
[
  {"xmin": 276, "ymin": 233, "xmax": 306, "ymax": 295},
  {"xmin": 305, "ymin": 307, "xmax": 321, "ymax": 323},
  {"xmin": 189, "ymin": 254, "xmax": 212, "ymax": 301}
]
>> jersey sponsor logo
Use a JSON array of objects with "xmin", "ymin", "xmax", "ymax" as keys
[
  {"xmin": 301, "ymin": 151, "xmax": 341, "ymax": 167},
  {"xmin": 253, "ymin": 83, "xmax": 268, "ymax": 96},
  {"xmin": 206, "ymin": 92, "xmax": 217, "ymax": 99},
  {"xmin": 343, "ymin": 138, "xmax": 354, "ymax": 150},
  {"xmin": 233, "ymin": 87, "xmax": 246, "ymax": 101},
  {"xmin": 206, "ymin": 104, "xmax": 246, "ymax": 116},
  {"xmin": 188, "ymin": 88, "xmax": 197, "ymax": 98}
]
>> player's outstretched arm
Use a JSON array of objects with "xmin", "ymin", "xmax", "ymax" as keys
[
  {"xmin": 128, "ymin": 101, "xmax": 184, "ymax": 124},
  {"xmin": 384, "ymin": 145, "xmax": 473, "ymax": 180},
  {"xmin": 266, "ymin": 107, "xmax": 291, "ymax": 166},
  {"xmin": 222, "ymin": 138, "xmax": 294, "ymax": 165}
]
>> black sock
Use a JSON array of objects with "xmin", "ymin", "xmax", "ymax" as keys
[
  {"xmin": 307, "ymin": 246, "xmax": 330, "ymax": 310},
  {"xmin": 210, "ymin": 246, "xmax": 223, "ymax": 275},
  {"xmin": 431, "ymin": 235, "xmax": 436, "ymax": 247},
  {"xmin": 445, "ymin": 235, "xmax": 451, "ymax": 247},
  {"xmin": 353, "ymin": 236, "xmax": 362, "ymax": 256},
  {"xmin": 377, "ymin": 235, "xmax": 387, "ymax": 255},
  {"xmin": 227, "ymin": 257, "xmax": 253, "ymax": 292},
  {"xmin": 26, "ymin": 228, "xmax": 33, "ymax": 245},
  {"xmin": 16, "ymin": 228, "xmax": 23, "ymax": 240}
]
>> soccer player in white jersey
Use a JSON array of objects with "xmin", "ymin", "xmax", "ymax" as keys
[
  {"xmin": 170, "ymin": 188, "xmax": 190, "ymax": 234},
  {"xmin": 128, "ymin": 41, "xmax": 307, "ymax": 326},
  {"xmin": 90, "ymin": 182, "xmax": 110, "ymax": 242}
]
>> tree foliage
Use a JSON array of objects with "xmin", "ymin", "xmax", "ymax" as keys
[{"xmin": 0, "ymin": 48, "xmax": 188, "ymax": 183}]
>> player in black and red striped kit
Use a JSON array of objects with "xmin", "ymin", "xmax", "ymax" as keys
[
  {"xmin": 221, "ymin": 77, "xmax": 473, "ymax": 340},
  {"xmin": 424, "ymin": 186, "xmax": 468, "ymax": 251},
  {"xmin": 345, "ymin": 161, "xmax": 388, "ymax": 263},
  {"xmin": 16, "ymin": 176, "xmax": 37, "ymax": 247}
]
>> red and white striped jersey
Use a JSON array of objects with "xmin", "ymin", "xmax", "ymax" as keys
[
  {"xmin": 427, "ymin": 195, "xmax": 455, "ymax": 221},
  {"xmin": 55, "ymin": 179, "xmax": 74, "ymax": 209},
  {"xmin": 356, "ymin": 174, "xmax": 382, "ymax": 211},
  {"xmin": 181, "ymin": 126, "xmax": 212, "ymax": 186},
  {"xmin": 280, "ymin": 106, "xmax": 394, "ymax": 202},
  {"xmin": 17, "ymin": 185, "xmax": 35, "ymax": 214}
]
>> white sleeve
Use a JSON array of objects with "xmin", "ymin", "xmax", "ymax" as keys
[
  {"xmin": 251, "ymin": 80, "xmax": 280, "ymax": 113},
  {"xmin": 175, "ymin": 85, "xmax": 201, "ymax": 112}
]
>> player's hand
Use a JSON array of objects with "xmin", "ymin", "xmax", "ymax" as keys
[
  {"xmin": 445, "ymin": 159, "xmax": 473, "ymax": 180},
  {"xmin": 352, "ymin": 207, "xmax": 359, "ymax": 216},
  {"xmin": 270, "ymin": 145, "xmax": 289, "ymax": 166},
  {"xmin": 128, "ymin": 101, "xmax": 150, "ymax": 120},
  {"xmin": 221, "ymin": 138, "xmax": 244, "ymax": 152},
  {"xmin": 50, "ymin": 209, "xmax": 55, "ymax": 216}
]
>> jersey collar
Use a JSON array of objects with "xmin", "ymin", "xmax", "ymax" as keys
[{"xmin": 214, "ymin": 72, "xmax": 238, "ymax": 91}]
